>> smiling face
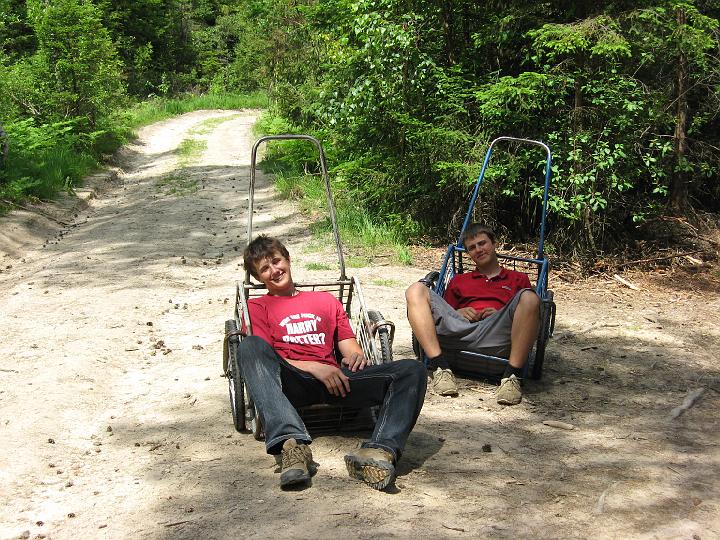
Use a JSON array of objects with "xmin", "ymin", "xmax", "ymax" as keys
[
  {"xmin": 253, "ymin": 250, "xmax": 294, "ymax": 296},
  {"xmin": 464, "ymin": 232, "xmax": 498, "ymax": 271}
]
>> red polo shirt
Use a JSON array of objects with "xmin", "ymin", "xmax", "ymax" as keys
[{"xmin": 443, "ymin": 267, "xmax": 532, "ymax": 311}]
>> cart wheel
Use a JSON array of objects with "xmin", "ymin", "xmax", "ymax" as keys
[
  {"xmin": 530, "ymin": 291, "xmax": 554, "ymax": 380},
  {"xmin": 411, "ymin": 334, "xmax": 423, "ymax": 363},
  {"xmin": 245, "ymin": 390, "xmax": 263, "ymax": 441},
  {"xmin": 368, "ymin": 310, "xmax": 393, "ymax": 363},
  {"xmin": 225, "ymin": 319, "xmax": 246, "ymax": 432}
]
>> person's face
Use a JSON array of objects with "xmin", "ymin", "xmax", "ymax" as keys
[
  {"xmin": 464, "ymin": 233, "xmax": 497, "ymax": 268},
  {"xmin": 254, "ymin": 250, "xmax": 294, "ymax": 295}
]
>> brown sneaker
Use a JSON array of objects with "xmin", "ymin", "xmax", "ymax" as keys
[
  {"xmin": 496, "ymin": 374, "xmax": 522, "ymax": 405},
  {"xmin": 279, "ymin": 438, "xmax": 316, "ymax": 489},
  {"xmin": 344, "ymin": 447, "xmax": 396, "ymax": 490},
  {"xmin": 430, "ymin": 367, "xmax": 459, "ymax": 396}
]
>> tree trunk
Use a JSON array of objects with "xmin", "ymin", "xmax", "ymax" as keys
[
  {"xmin": 573, "ymin": 76, "xmax": 583, "ymax": 129},
  {"xmin": 668, "ymin": 8, "xmax": 691, "ymax": 214},
  {"xmin": 440, "ymin": 0, "xmax": 456, "ymax": 65}
]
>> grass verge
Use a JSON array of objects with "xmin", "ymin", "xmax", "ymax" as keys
[
  {"xmin": 267, "ymin": 167, "xmax": 414, "ymax": 266},
  {"xmin": 122, "ymin": 92, "xmax": 268, "ymax": 131},
  {"xmin": 0, "ymin": 92, "xmax": 267, "ymax": 212},
  {"xmin": 253, "ymin": 109, "xmax": 417, "ymax": 265}
]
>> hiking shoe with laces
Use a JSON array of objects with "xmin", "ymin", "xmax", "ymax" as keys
[
  {"xmin": 279, "ymin": 438, "xmax": 316, "ymax": 489},
  {"xmin": 344, "ymin": 447, "xmax": 396, "ymax": 491},
  {"xmin": 496, "ymin": 374, "xmax": 522, "ymax": 405},
  {"xmin": 430, "ymin": 367, "xmax": 459, "ymax": 396}
]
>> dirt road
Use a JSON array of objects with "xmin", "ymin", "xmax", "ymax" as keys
[{"xmin": 1, "ymin": 111, "xmax": 719, "ymax": 539}]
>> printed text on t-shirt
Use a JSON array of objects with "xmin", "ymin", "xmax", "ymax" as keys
[{"xmin": 278, "ymin": 313, "xmax": 326, "ymax": 345}]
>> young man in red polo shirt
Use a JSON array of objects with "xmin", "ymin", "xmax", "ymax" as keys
[
  {"xmin": 405, "ymin": 223, "xmax": 540, "ymax": 404},
  {"xmin": 239, "ymin": 235, "xmax": 426, "ymax": 491}
]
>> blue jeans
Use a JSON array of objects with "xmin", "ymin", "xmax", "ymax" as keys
[{"xmin": 238, "ymin": 336, "xmax": 427, "ymax": 461}]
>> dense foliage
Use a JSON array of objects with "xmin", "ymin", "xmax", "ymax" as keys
[
  {"xmin": 260, "ymin": 0, "xmax": 720, "ymax": 255},
  {"xmin": 1, "ymin": 0, "xmax": 719, "ymax": 256},
  {"xmin": 0, "ymin": 0, "xmax": 270, "ymax": 204}
]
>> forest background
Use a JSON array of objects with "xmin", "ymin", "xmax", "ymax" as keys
[{"xmin": 1, "ymin": 0, "xmax": 719, "ymax": 262}]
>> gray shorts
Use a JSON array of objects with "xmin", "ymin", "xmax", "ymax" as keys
[{"xmin": 429, "ymin": 288, "xmax": 535, "ymax": 357}]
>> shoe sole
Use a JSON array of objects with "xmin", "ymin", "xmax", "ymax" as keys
[
  {"xmin": 279, "ymin": 461, "xmax": 318, "ymax": 488},
  {"xmin": 432, "ymin": 386, "xmax": 459, "ymax": 396},
  {"xmin": 280, "ymin": 468, "xmax": 311, "ymax": 489},
  {"xmin": 344, "ymin": 455, "xmax": 396, "ymax": 491}
]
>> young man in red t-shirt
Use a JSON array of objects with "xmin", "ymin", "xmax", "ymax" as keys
[
  {"xmin": 405, "ymin": 223, "xmax": 540, "ymax": 405},
  {"xmin": 239, "ymin": 235, "xmax": 426, "ymax": 491}
]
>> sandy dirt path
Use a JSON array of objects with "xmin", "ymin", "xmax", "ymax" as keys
[{"xmin": 1, "ymin": 111, "xmax": 719, "ymax": 540}]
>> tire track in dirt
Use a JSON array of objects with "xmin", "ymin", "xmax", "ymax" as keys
[{"xmin": 0, "ymin": 110, "xmax": 273, "ymax": 538}]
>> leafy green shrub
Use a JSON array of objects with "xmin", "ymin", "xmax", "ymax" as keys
[{"xmin": 0, "ymin": 118, "xmax": 97, "ymax": 200}]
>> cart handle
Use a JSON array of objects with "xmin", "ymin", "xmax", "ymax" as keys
[
  {"xmin": 459, "ymin": 136, "xmax": 552, "ymax": 260},
  {"xmin": 247, "ymin": 135, "xmax": 346, "ymax": 283}
]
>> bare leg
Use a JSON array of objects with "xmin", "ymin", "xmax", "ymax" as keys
[
  {"xmin": 507, "ymin": 290, "xmax": 541, "ymax": 369},
  {"xmin": 405, "ymin": 282, "xmax": 442, "ymax": 358}
]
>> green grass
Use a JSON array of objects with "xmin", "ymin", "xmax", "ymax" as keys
[
  {"xmin": 263, "ymin": 152, "xmax": 414, "ymax": 267},
  {"xmin": 190, "ymin": 114, "xmax": 242, "ymax": 135},
  {"xmin": 253, "ymin": 108, "xmax": 417, "ymax": 265},
  {"xmin": 0, "ymin": 92, "xmax": 268, "ymax": 209},
  {"xmin": 123, "ymin": 92, "xmax": 268, "ymax": 131},
  {"xmin": 305, "ymin": 262, "xmax": 332, "ymax": 271},
  {"xmin": 396, "ymin": 246, "xmax": 413, "ymax": 265},
  {"xmin": 304, "ymin": 205, "xmax": 414, "ymax": 266},
  {"xmin": 176, "ymin": 138, "xmax": 207, "ymax": 166},
  {"xmin": 156, "ymin": 174, "xmax": 199, "ymax": 196},
  {"xmin": 252, "ymin": 111, "xmax": 295, "ymax": 138},
  {"xmin": 0, "ymin": 143, "xmax": 97, "ymax": 203},
  {"xmin": 346, "ymin": 255, "xmax": 369, "ymax": 268},
  {"xmin": 372, "ymin": 278, "xmax": 403, "ymax": 287}
]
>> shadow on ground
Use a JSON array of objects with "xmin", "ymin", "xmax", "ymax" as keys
[{"xmin": 98, "ymin": 324, "xmax": 720, "ymax": 539}]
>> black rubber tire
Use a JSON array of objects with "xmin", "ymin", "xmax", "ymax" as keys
[
  {"xmin": 530, "ymin": 291, "xmax": 554, "ymax": 380},
  {"xmin": 368, "ymin": 310, "xmax": 393, "ymax": 363},
  {"xmin": 245, "ymin": 385, "xmax": 263, "ymax": 440},
  {"xmin": 411, "ymin": 334, "xmax": 423, "ymax": 362},
  {"xmin": 225, "ymin": 319, "xmax": 246, "ymax": 432}
]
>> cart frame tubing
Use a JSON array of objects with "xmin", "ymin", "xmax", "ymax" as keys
[
  {"xmin": 247, "ymin": 134, "xmax": 346, "ymax": 283},
  {"xmin": 459, "ymin": 136, "xmax": 552, "ymax": 258},
  {"xmin": 437, "ymin": 136, "xmax": 552, "ymax": 295}
]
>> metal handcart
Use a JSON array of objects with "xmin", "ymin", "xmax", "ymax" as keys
[
  {"xmin": 223, "ymin": 135, "xmax": 395, "ymax": 439},
  {"xmin": 414, "ymin": 136, "xmax": 556, "ymax": 380}
]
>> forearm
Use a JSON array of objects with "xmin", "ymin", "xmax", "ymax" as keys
[
  {"xmin": 285, "ymin": 358, "xmax": 320, "ymax": 376},
  {"xmin": 285, "ymin": 357, "xmax": 351, "ymax": 397},
  {"xmin": 337, "ymin": 338, "xmax": 363, "ymax": 358}
]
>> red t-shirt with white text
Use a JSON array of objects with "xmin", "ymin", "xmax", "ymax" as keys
[
  {"xmin": 248, "ymin": 291, "xmax": 355, "ymax": 366},
  {"xmin": 443, "ymin": 267, "xmax": 532, "ymax": 311}
]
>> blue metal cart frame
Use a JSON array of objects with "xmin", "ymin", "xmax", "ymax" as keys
[{"xmin": 414, "ymin": 136, "xmax": 556, "ymax": 380}]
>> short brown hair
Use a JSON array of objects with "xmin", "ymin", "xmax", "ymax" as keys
[
  {"xmin": 461, "ymin": 223, "xmax": 496, "ymax": 245},
  {"xmin": 243, "ymin": 235, "xmax": 290, "ymax": 279}
]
